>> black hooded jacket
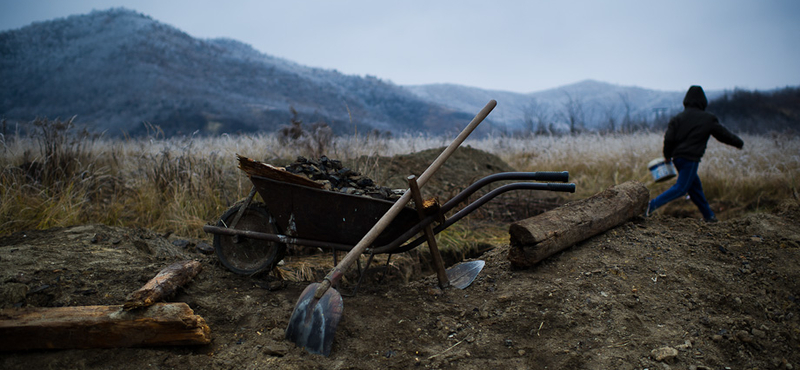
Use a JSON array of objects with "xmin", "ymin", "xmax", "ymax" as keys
[{"xmin": 663, "ymin": 86, "xmax": 744, "ymax": 162}]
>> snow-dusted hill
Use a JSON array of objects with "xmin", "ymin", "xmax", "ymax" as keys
[
  {"xmin": 0, "ymin": 8, "xmax": 473, "ymax": 136},
  {"xmin": 2, "ymin": 8, "xmax": 730, "ymax": 137}
]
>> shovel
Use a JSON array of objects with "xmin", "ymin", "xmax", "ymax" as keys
[{"xmin": 285, "ymin": 100, "xmax": 497, "ymax": 356}]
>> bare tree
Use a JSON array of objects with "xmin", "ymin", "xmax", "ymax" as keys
[
  {"xmin": 522, "ymin": 99, "xmax": 553, "ymax": 136},
  {"xmin": 521, "ymin": 100, "xmax": 536, "ymax": 135},
  {"xmin": 618, "ymin": 92, "xmax": 634, "ymax": 133},
  {"xmin": 602, "ymin": 102, "xmax": 619, "ymax": 133},
  {"xmin": 652, "ymin": 107, "xmax": 670, "ymax": 131},
  {"xmin": 560, "ymin": 92, "xmax": 586, "ymax": 135}
]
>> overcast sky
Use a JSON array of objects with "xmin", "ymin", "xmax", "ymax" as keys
[{"xmin": 1, "ymin": 0, "xmax": 798, "ymax": 93}]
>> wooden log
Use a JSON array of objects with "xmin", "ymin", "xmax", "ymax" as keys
[
  {"xmin": 508, "ymin": 180, "xmax": 648, "ymax": 268},
  {"xmin": 0, "ymin": 302, "xmax": 211, "ymax": 351},
  {"xmin": 124, "ymin": 260, "xmax": 202, "ymax": 310}
]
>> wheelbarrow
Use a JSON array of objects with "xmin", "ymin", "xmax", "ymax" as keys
[{"xmin": 203, "ymin": 168, "xmax": 576, "ymax": 277}]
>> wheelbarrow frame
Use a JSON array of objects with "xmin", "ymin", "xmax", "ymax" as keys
[{"xmin": 203, "ymin": 171, "xmax": 575, "ymax": 270}]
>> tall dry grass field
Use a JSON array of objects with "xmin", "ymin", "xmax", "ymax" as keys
[
  {"xmin": 477, "ymin": 132, "xmax": 799, "ymax": 211},
  {"xmin": 2, "ymin": 120, "xmax": 798, "ymax": 242}
]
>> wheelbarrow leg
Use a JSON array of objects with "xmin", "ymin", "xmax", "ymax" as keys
[
  {"xmin": 331, "ymin": 249, "xmax": 339, "ymax": 290},
  {"xmin": 229, "ymin": 186, "xmax": 258, "ymax": 243},
  {"xmin": 378, "ymin": 254, "xmax": 393, "ymax": 284},
  {"xmin": 350, "ymin": 250, "xmax": 377, "ymax": 296},
  {"xmin": 408, "ymin": 175, "xmax": 450, "ymax": 288}
]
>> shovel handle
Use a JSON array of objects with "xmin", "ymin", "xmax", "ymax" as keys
[{"xmin": 314, "ymin": 99, "xmax": 497, "ymax": 298}]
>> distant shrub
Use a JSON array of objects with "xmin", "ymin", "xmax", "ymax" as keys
[{"xmin": 278, "ymin": 107, "xmax": 333, "ymax": 158}]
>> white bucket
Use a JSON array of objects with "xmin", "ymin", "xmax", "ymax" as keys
[{"xmin": 648, "ymin": 158, "xmax": 677, "ymax": 182}]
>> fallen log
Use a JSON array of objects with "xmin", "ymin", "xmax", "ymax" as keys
[
  {"xmin": 508, "ymin": 180, "xmax": 648, "ymax": 268},
  {"xmin": 0, "ymin": 302, "xmax": 211, "ymax": 351},
  {"xmin": 124, "ymin": 260, "xmax": 202, "ymax": 310}
]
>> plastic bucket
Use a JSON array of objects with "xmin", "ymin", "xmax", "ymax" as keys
[{"xmin": 648, "ymin": 158, "xmax": 677, "ymax": 182}]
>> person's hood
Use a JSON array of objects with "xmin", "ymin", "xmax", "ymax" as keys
[{"xmin": 683, "ymin": 85, "xmax": 708, "ymax": 110}]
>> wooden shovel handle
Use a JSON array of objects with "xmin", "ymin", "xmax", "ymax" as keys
[{"xmin": 314, "ymin": 99, "xmax": 497, "ymax": 298}]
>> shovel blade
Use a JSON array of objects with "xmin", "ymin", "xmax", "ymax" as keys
[
  {"xmin": 446, "ymin": 260, "xmax": 485, "ymax": 289},
  {"xmin": 285, "ymin": 283, "xmax": 343, "ymax": 356}
]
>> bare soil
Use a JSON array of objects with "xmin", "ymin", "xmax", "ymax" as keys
[
  {"xmin": 2, "ymin": 148, "xmax": 800, "ymax": 369},
  {"xmin": 1, "ymin": 200, "xmax": 798, "ymax": 369}
]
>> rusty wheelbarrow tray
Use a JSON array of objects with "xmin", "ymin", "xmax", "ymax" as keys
[{"xmin": 203, "ymin": 170, "xmax": 575, "ymax": 276}]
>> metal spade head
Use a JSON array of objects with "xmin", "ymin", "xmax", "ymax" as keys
[
  {"xmin": 446, "ymin": 260, "xmax": 485, "ymax": 289},
  {"xmin": 285, "ymin": 283, "xmax": 344, "ymax": 356}
]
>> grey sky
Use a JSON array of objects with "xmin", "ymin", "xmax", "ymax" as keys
[{"xmin": 1, "ymin": 0, "xmax": 798, "ymax": 93}]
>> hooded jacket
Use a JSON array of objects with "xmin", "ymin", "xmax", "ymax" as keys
[{"xmin": 663, "ymin": 85, "xmax": 744, "ymax": 162}]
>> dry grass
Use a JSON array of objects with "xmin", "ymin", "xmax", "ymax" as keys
[
  {"xmin": 2, "ymin": 121, "xmax": 798, "ymax": 245},
  {"xmin": 477, "ymin": 132, "xmax": 799, "ymax": 216}
]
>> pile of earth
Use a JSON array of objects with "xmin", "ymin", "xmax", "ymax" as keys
[
  {"xmin": 370, "ymin": 145, "xmax": 515, "ymax": 198},
  {"xmin": 368, "ymin": 146, "xmax": 567, "ymax": 221}
]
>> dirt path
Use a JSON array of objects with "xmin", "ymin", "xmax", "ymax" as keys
[{"xmin": 2, "ymin": 199, "xmax": 799, "ymax": 369}]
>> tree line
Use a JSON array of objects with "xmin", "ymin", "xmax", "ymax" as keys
[
  {"xmin": 518, "ymin": 86, "xmax": 799, "ymax": 137},
  {"xmin": 711, "ymin": 87, "xmax": 800, "ymax": 134}
]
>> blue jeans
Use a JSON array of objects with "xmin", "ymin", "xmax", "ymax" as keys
[{"xmin": 648, "ymin": 157, "xmax": 715, "ymax": 220}]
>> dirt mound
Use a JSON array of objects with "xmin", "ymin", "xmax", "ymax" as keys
[
  {"xmin": 0, "ymin": 225, "xmax": 190, "ymax": 310},
  {"xmin": 367, "ymin": 145, "xmax": 562, "ymax": 222},
  {"xmin": 372, "ymin": 145, "xmax": 515, "ymax": 199}
]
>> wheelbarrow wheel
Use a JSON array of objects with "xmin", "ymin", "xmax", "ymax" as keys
[{"xmin": 214, "ymin": 202, "xmax": 286, "ymax": 275}]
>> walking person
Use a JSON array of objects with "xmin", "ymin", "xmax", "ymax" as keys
[{"xmin": 646, "ymin": 85, "xmax": 744, "ymax": 222}]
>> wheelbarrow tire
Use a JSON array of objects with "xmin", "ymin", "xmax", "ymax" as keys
[{"xmin": 214, "ymin": 201, "xmax": 286, "ymax": 275}]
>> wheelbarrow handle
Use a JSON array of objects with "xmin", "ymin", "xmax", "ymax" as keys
[
  {"xmin": 530, "ymin": 171, "xmax": 569, "ymax": 182},
  {"xmin": 541, "ymin": 182, "xmax": 576, "ymax": 192}
]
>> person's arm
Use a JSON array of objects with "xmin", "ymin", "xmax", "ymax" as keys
[
  {"xmin": 710, "ymin": 119, "xmax": 744, "ymax": 149},
  {"xmin": 662, "ymin": 119, "xmax": 678, "ymax": 162}
]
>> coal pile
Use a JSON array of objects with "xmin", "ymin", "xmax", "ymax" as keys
[{"xmin": 284, "ymin": 156, "xmax": 403, "ymax": 201}]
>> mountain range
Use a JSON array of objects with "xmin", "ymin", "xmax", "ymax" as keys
[{"xmin": 1, "ymin": 8, "xmax": 727, "ymax": 137}]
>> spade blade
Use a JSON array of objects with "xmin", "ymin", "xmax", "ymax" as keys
[
  {"xmin": 446, "ymin": 260, "xmax": 485, "ymax": 289},
  {"xmin": 285, "ymin": 283, "xmax": 344, "ymax": 356}
]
